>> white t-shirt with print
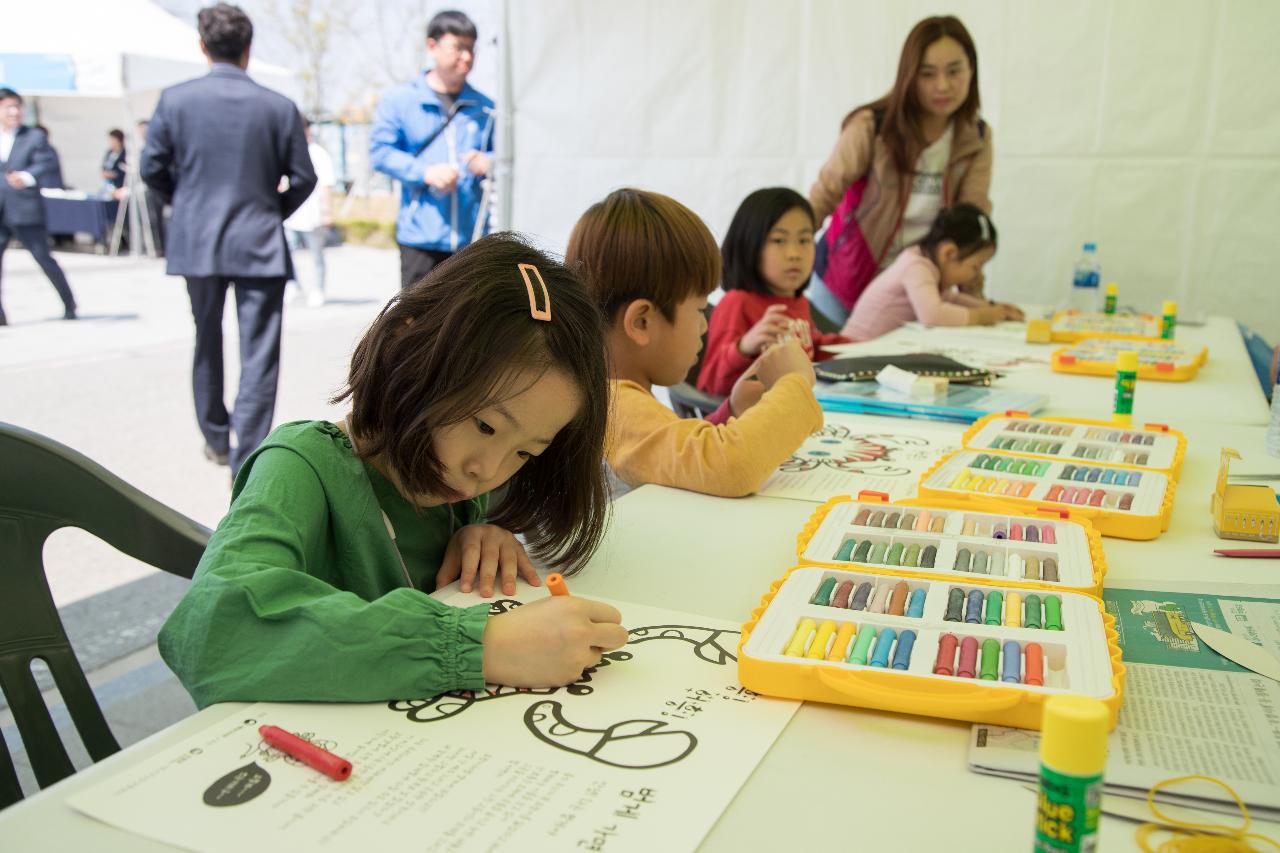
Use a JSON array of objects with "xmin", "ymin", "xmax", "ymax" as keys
[{"xmin": 884, "ymin": 122, "xmax": 953, "ymax": 267}]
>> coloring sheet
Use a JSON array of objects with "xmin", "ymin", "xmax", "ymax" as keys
[
  {"xmin": 69, "ymin": 590, "xmax": 800, "ymax": 853},
  {"xmin": 756, "ymin": 412, "xmax": 962, "ymax": 502},
  {"xmin": 821, "ymin": 335, "xmax": 1050, "ymax": 374}
]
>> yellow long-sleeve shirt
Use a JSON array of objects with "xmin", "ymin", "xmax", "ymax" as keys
[{"xmin": 606, "ymin": 374, "xmax": 823, "ymax": 498}]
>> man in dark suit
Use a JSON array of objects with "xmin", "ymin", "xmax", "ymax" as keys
[
  {"xmin": 0, "ymin": 89, "xmax": 78, "ymax": 326},
  {"xmin": 141, "ymin": 3, "xmax": 315, "ymax": 474}
]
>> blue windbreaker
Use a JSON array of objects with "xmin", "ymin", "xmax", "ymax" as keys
[{"xmin": 369, "ymin": 73, "xmax": 495, "ymax": 252}]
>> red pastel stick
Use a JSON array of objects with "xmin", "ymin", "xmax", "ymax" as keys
[
  {"xmin": 1214, "ymin": 549, "xmax": 1280, "ymax": 558},
  {"xmin": 259, "ymin": 725, "xmax": 352, "ymax": 781}
]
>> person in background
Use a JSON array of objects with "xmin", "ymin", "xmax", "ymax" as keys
[
  {"xmin": 808, "ymin": 16, "xmax": 993, "ymax": 325},
  {"xmin": 140, "ymin": 3, "xmax": 315, "ymax": 473},
  {"xmin": 284, "ymin": 119, "xmax": 336, "ymax": 307},
  {"xmin": 102, "ymin": 129, "xmax": 127, "ymax": 193},
  {"xmin": 697, "ymin": 188, "xmax": 848, "ymax": 398},
  {"xmin": 370, "ymin": 9, "xmax": 495, "ymax": 291},
  {"xmin": 32, "ymin": 126, "xmax": 64, "ymax": 190},
  {"xmin": 567, "ymin": 188, "xmax": 823, "ymax": 500},
  {"xmin": 841, "ymin": 203, "xmax": 1021, "ymax": 342},
  {"xmin": 0, "ymin": 88, "xmax": 77, "ymax": 325}
]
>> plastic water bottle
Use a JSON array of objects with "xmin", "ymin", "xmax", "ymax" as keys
[
  {"xmin": 1068, "ymin": 243, "xmax": 1100, "ymax": 312},
  {"xmin": 1268, "ymin": 385, "xmax": 1280, "ymax": 458}
]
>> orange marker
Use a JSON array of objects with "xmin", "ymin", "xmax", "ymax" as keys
[{"xmin": 546, "ymin": 573, "xmax": 570, "ymax": 596}]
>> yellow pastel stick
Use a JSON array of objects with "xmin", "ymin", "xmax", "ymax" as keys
[
  {"xmin": 1005, "ymin": 592, "xmax": 1023, "ymax": 628},
  {"xmin": 826, "ymin": 623, "xmax": 857, "ymax": 661},
  {"xmin": 784, "ymin": 619, "xmax": 817, "ymax": 656},
  {"xmin": 948, "ymin": 470, "xmax": 970, "ymax": 489},
  {"xmin": 806, "ymin": 620, "xmax": 839, "ymax": 660},
  {"xmin": 962, "ymin": 518, "xmax": 977, "ymax": 534},
  {"xmin": 995, "ymin": 479, "xmax": 1013, "ymax": 495},
  {"xmin": 966, "ymin": 477, "xmax": 984, "ymax": 493},
  {"xmin": 983, "ymin": 478, "xmax": 1000, "ymax": 493}
]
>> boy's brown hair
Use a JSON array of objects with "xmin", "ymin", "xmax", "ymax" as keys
[
  {"xmin": 333, "ymin": 232, "xmax": 610, "ymax": 572},
  {"xmin": 566, "ymin": 188, "xmax": 720, "ymax": 323}
]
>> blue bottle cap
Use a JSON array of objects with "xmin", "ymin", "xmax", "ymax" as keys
[{"xmin": 1083, "ymin": 242, "xmax": 1097, "ymax": 251}]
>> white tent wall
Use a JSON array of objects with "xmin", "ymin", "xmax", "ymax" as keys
[
  {"xmin": 506, "ymin": 0, "xmax": 1280, "ymax": 342},
  {"xmin": 29, "ymin": 98, "xmax": 143, "ymax": 193}
]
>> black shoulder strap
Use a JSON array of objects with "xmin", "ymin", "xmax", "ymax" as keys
[{"xmin": 414, "ymin": 101, "xmax": 463, "ymax": 158}]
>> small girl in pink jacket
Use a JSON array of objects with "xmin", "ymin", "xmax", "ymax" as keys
[{"xmin": 841, "ymin": 203, "xmax": 1022, "ymax": 341}]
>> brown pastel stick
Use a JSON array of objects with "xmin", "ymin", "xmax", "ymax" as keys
[{"xmin": 888, "ymin": 581, "xmax": 909, "ymax": 616}]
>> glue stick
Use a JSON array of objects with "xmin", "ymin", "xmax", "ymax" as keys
[
  {"xmin": 1112, "ymin": 351, "xmax": 1138, "ymax": 426},
  {"xmin": 1160, "ymin": 300, "xmax": 1177, "ymax": 339},
  {"xmin": 1035, "ymin": 695, "xmax": 1108, "ymax": 852},
  {"xmin": 1103, "ymin": 283, "xmax": 1117, "ymax": 315}
]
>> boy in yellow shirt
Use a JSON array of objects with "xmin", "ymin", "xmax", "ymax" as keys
[{"xmin": 566, "ymin": 188, "xmax": 823, "ymax": 498}]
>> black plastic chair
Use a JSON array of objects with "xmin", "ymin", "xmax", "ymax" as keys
[
  {"xmin": 667, "ymin": 302, "xmax": 727, "ymax": 418},
  {"xmin": 0, "ymin": 422, "xmax": 210, "ymax": 808}
]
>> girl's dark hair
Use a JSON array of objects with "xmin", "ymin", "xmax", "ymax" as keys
[
  {"xmin": 919, "ymin": 203, "xmax": 997, "ymax": 261},
  {"xmin": 721, "ymin": 188, "xmax": 816, "ymax": 295},
  {"xmin": 333, "ymin": 232, "xmax": 610, "ymax": 572},
  {"xmin": 846, "ymin": 16, "xmax": 981, "ymax": 178}
]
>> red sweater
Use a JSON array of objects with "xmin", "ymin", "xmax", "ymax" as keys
[{"xmin": 696, "ymin": 290, "xmax": 848, "ymax": 397}]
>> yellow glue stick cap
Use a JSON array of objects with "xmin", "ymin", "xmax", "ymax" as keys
[
  {"xmin": 1040, "ymin": 695, "xmax": 1109, "ymax": 775},
  {"xmin": 1116, "ymin": 350, "xmax": 1139, "ymax": 372},
  {"xmin": 1162, "ymin": 300, "xmax": 1177, "ymax": 314},
  {"xmin": 1105, "ymin": 282, "xmax": 1118, "ymax": 295}
]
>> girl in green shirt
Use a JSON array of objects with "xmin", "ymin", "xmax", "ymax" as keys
[{"xmin": 159, "ymin": 233, "xmax": 628, "ymax": 707}]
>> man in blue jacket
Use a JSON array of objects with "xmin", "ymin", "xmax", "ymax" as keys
[
  {"xmin": 0, "ymin": 89, "xmax": 77, "ymax": 325},
  {"xmin": 141, "ymin": 3, "xmax": 315, "ymax": 474},
  {"xmin": 370, "ymin": 9, "xmax": 495, "ymax": 290}
]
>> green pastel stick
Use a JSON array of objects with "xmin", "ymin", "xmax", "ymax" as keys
[
  {"xmin": 980, "ymin": 638, "xmax": 1000, "ymax": 680},
  {"xmin": 853, "ymin": 540, "xmax": 873, "ymax": 561},
  {"xmin": 1024, "ymin": 594, "xmax": 1042, "ymax": 629},
  {"xmin": 903, "ymin": 544, "xmax": 921, "ymax": 567},
  {"xmin": 1044, "ymin": 595, "xmax": 1063, "ymax": 630},
  {"xmin": 835, "ymin": 539, "xmax": 857, "ymax": 561},
  {"xmin": 984, "ymin": 590, "xmax": 1003, "ymax": 625},
  {"xmin": 812, "ymin": 576, "xmax": 837, "ymax": 605},
  {"xmin": 886, "ymin": 543, "xmax": 905, "ymax": 565},
  {"xmin": 868, "ymin": 542, "xmax": 888, "ymax": 563},
  {"xmin": 847, "ymin": 626, "xmax": 877, "ymax": 664}
]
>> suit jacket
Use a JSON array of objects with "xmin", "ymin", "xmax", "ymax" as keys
[
  {"xmin": 0, "ymin": 126, "xmax": 59, "ymax": 227},
  {"xmin": 140, "ymin": 63, "xmax": 316, "ymax": 278}
]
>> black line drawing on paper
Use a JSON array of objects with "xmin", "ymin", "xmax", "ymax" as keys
[
  {"xmin": 778, "ymin": 428, "xmax": 937, "ymax": 476},
  {"xmin": 523, "ymin": 700, "xmax": 697, "ymax": 769}
]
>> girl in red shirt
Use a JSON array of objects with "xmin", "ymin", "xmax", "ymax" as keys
[{"xmin": 697, "ymin": 188, "xmax": 848, "ymax": 397}]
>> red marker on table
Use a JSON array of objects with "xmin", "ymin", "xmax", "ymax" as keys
[
  {"xmin": 546, "ymin": 573, "xmax": 570, "ymax": 596},
  {"xmin": 259, "ymin": 725, "xmax": 352, "ymax": 781}
]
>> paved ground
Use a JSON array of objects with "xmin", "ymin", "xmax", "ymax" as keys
[{"xmin": 1, "ymin": 243, "xmax": 402, "ymax": 796}]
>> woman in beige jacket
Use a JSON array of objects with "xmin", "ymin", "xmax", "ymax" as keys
[{"xmin": 809, "ymin": 16, "xmax": 994, "ymax": 324}]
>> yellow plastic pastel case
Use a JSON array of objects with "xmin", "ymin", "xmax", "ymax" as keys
[
  {"xmin": 918, "ymin": 449, "xmax": 1176, "ymax": 540},
  {"xmin": 796, "ymin": 494, "xmax": 1108, "ymax": 596},
  {"xmin": 1051, "ymin": 339, "xmax": 1207, "ymax": 382},
  {"xmin": 961, "ymin": 413, "xmax": 1188, "ymax": 478},
  {"xmin": 738, "ymin": 564, "xmax": 1125, "ymax": 731},
  {"xmin": 1049, "ymin": 310, "xmax": 1164, "ymax": 343}
]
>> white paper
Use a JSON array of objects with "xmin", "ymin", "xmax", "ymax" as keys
[
  {"xmin": 69, "ymin": 595, "xmax": 800, "ymax": 853},
  {"xmin": 821, "ymin": 335, "xmax": 1052, "ymax": 374},
  {"xmin": 756, "ymin": 413, "xmax": 962, "ymax": 503},
  {"xmin": 968, "ymin": 594, "xmax": 1280, "ymax": 821}
]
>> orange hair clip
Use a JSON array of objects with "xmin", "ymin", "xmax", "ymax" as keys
[{"xmin": 518, "ymin": 263, "xmax": 551, "ymax": 321}]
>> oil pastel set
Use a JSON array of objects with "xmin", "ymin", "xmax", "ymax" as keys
[
  {"xmin": 960, "ymin": 414, "xmax": 1186, "ymax": 476},
  {"xmin": 737, "ymin": 563, "xmax": 1123, "ymax": 731},
  {"xmin": 796, "ymin": 494, "xmax": 1106, "ymax": 594},
  {"xmin": 1051, "ymin": 338, "xmax": 1208, "ymax": 382},
  {"xmin": 918, "ymin": 449, "xmax": 1175, "ymax": 540},
  {"xmin": 1048, "ymin": 311, "xmax": 1164, "ymax": 343}
]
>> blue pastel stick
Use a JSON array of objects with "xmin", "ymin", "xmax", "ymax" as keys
[
  {"xmin": 1073, "ymin": 467, "xmax": 1088, "ymax": 481},
  {"xmin": 1100, "ymin": 469, "xmax": 1116, "ymax": 485},
  {"xmin": 965, "ymin": 589, "xmax": 984, "ymax": 623},
  {"xmin": 1127, "ymin": 471, "xmax": 1142, "ymax": 486},
  {"xmin": 906, "ymin": 588, "xmax": 926, "ymax": 618},
  {"xmin": 869, "ymin": 628, "xmax": 897, "ymax": 668},
  {"xmin": 892, "ymin": 630, "xmax": 916, "ymax": 670},
  {"xmin": 1001, "ymin": 641, "xmax": 1022, "ymax": 683},
  {"xmin": 1086, "ymin": 467, "xmax": 1102, "ymax": 482}
]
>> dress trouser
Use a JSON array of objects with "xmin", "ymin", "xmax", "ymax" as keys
[
  {"xmin": 185, "ymin": 276, "xmax": 286, "ymax": 474},
  {"xmin": 0, "ymin": 222, "xmax": 77, "ymax": 315}
]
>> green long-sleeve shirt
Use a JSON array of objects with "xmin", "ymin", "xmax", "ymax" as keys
[{"xmin": 158, "ymin": 420, "xmax": 490, "ymax": 708}]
